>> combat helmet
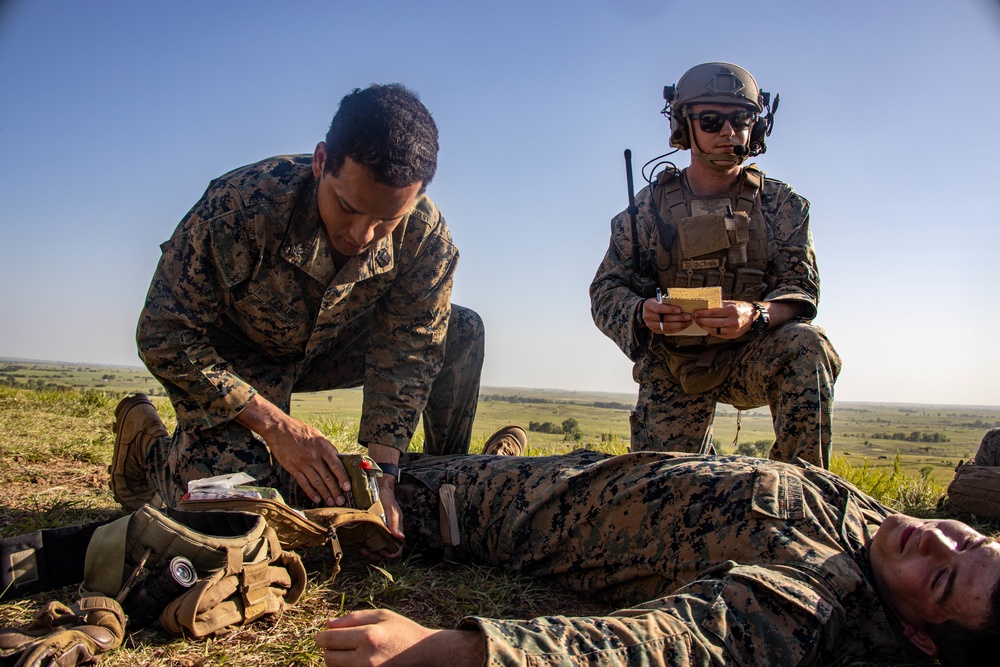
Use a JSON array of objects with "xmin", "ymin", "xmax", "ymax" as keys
[{"xmin": 662, "ymin": 62, "xmax": 778, "ymax": 159}]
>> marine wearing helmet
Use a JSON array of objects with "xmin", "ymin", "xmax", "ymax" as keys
[
  {"xmin": 664, "ymin": 62, "xmax": 778, "ymax": 168},
  {"xmin": 589, "ymin": 61, "xmax": 840, "ymax": 468}
]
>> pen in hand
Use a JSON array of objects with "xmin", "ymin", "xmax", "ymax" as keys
[{"xmin": 655, "ymin": 288, "xmax": 664, "ymax": 333}]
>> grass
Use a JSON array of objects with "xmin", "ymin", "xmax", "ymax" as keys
[{"xmin": 0, "ymin": 382, "xmax": 995, "ymax": 666}]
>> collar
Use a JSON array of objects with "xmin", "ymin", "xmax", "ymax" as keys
[{"xmin": 279, "ymin": 178, "xmax": 397, "ymax": 286}]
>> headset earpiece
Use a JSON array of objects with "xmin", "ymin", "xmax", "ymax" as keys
[
  {"xmin": 748, "ymin": 117, "xmax": 768, "ymax": 156},
  {"xmin": 748, "ymin": 92, "xmax": 778, "ymax": 156},
  {"xmin": 669, "ymin": 109, "xmax": 691, "ymax": 150}
]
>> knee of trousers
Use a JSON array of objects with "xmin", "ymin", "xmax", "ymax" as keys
[
  {"xmin": 767, "ymin": 322, "xmax": 842, "ymax": 381},
  {"xmin": 446, "ymin": 305, "xmax": 485, "ymax": 359}
]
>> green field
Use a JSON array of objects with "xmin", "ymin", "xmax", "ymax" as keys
[
  {"xmin": 5, "ymin": 357, "xmax": 996, "ymax": 484},
  {"xmin": 2, "ymin": 358, "xmax": 997, "ymax": 666}
]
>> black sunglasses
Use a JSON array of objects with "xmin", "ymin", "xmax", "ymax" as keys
[{"xmin": 688, "ymin": 109, "xmax": 755, "ymax": 133}]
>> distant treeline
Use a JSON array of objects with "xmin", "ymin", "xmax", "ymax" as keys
[
  {"xmin": 867, "ymin": 431, "xmax": 951, "ymax": 443},
  {"xmin": 528, "ymin": 418, "xmax": 582, "ymax": 441},
  {"xmin": 481, "ymin": 394, "xmax": 632, "ymax": 411}
]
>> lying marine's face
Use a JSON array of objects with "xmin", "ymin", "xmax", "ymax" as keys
[{"xmin": 870, "ymin": 513, "xmax": 1000, "ymax": 655}]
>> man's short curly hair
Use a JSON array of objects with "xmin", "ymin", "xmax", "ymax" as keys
[{"xmin": 324, "ymin": 83, "xmax": 438, "ymax": 193}]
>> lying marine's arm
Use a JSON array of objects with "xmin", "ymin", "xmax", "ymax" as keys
[
  {"xmin": 317, "ymin": 568, "xmax": 843, "ymax": 667},
  {"xmin": 317, "ymin": 610, "xmax": 483, "ymax": 667}
]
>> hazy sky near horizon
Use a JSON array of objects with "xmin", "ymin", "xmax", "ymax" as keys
[{"xmin": 1, "ymin": 0, "xmax": 999, "ymax": 406}]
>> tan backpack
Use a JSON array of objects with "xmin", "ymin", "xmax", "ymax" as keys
[
  {"xmin": 943, "ymin": 429, "xmax": 1000, "ymax": 521},
  {"xmin": 83, "ymin": 505, "xmax": 307, "ymax": 638}
]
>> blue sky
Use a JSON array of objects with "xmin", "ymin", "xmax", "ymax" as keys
[{"xmin": 1, "ymin": 0, "xmax": 998, "ymax": 406}]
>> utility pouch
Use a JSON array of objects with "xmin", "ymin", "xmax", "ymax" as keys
[
  {"xmin": 158, "ymin": 528, "xmax": 306, "ymax": 638},
  {"xmin": 677, "ymin": 212, "xmax": 750, "ymax": 262},
  {"xmin": 677, "ymin": 214, "xmax": 731, "ymax": 259},
  {"xmin": 659, "ymin": 345, "xmax": 737, "ymax": 394}
]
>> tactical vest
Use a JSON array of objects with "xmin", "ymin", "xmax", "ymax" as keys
[{"xmin": 651, "ymin": 165, "xmax": 771, "ymax": 349}]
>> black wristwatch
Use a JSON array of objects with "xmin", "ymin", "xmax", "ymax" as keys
[
  {"xmin": 751, "ymin": 302, "xmax": 769, "ymax": 335},
  {"xmin": 375, "ymin": 462, "xmax": 401, "ymax": 482}
]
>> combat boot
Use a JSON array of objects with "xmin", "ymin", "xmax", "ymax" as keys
[
  {"xmin": 109, "ymin": 394, "xmax": 166, "ymax": 511},
  {"xmin": 482, "ymin": 425, "xmax": 527, "ymax": 456}
]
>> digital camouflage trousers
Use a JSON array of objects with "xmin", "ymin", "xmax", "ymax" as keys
[{"xmin": 630, "ymin": 321, "xmax": 841, "ymax": 468}]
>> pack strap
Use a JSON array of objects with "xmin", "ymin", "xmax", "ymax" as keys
[
  {"xmin": 735, "ymin": 165, "xmax": 763, "ymax": 216},
  {"xmin": 0, "ymin": 519, "xmax": 111, "ymax": 601},
  {"xmin": 82, "ymin": 514, "xmax": 132, "ymax": 597}
]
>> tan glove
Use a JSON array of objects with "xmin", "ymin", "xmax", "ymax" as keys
[{"xmin": 0, "ymin": 597, "xmax": 124, "ymax": 667}]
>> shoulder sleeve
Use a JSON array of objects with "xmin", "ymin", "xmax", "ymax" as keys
[
  {"xmin": 761, "ymin": 179, "xmax": 820, "ymax": 318},
  {"xmin": 136, "ymin": 177, "xmax": 262, "ymax": 429},
  {"xmin": 463, "ymin": 566, "xmax": 843, "ymax": 667},
  {"xmin": 589, "ymin": 186, "xmax": 656, "ymax": 362},
  {"xmin": 358, "ymin": 197, "xmax": 459, "ymax": 450}
]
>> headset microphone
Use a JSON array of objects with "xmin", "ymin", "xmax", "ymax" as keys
[{"xmin": 733, "ymin": 145, "xmax": 749, "ymax": 157}]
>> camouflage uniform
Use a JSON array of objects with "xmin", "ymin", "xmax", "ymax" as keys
[
  {"xmin": 396, "ymin": 451, "xmax": 902, "ymax": 666},
  {"xmin": 137, "ymin": 155, "xmax": 483, "ymax": 506},
  {"xmin": 590, "ymin": 169, "xmax": 841, "ymax": 466}
]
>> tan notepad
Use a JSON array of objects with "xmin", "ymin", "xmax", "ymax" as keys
[{"xmin": 664, "ymin": 287, "xmax": 722, "ymax": 336}]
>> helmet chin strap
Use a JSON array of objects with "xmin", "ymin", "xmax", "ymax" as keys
[{"xmin": 692, "ymin": 150, "xmax": 745, "ymax": 170}]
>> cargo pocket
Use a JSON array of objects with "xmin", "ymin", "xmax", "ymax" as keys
[{"xmin": 750, "ymin": 468, "xmax": 806, "ymax": 520}]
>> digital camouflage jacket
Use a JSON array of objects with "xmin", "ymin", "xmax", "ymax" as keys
[
  {"xmin": 400, "ymin": 451, "xmax": 903, "ymax": 666},
  {"xmin": 590, "ymin": 168, "xmax": 820, "ymax": 362},
  {"xmin": 137, "ymin": 155, "xmax": 458, "ymax": 451}
]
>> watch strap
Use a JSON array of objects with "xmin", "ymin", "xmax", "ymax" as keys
[
  {"xmin": 751, "ymin": 302, "xmax": 769, "ymax": 335},
  {"xmin": 375, "ymin": 462, "xmax": 401, "ymax": 482}
]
